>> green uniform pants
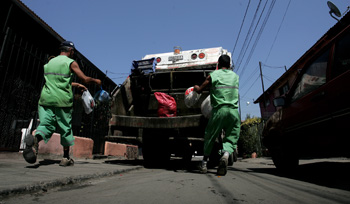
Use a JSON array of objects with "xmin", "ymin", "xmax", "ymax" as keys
[
  {"xmin": 35, "ymin": 105, "xmax": 75, "ymax": 147},
  {"xmin": 204, "ymin": 106, "xmax": 240, "ymax": 156}
]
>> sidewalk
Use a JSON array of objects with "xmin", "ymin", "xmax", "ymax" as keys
[{"xmin": 0, "ymin": 152, "xmax": 143, "ymax": 198}]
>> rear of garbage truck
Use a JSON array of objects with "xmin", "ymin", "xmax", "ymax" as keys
[{"xmin": 107, "ymin": 47, "xmax": 231, "ymax": 166}]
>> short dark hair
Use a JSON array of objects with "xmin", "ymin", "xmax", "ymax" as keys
[
  {"xmin": 59, "ymin": 46, "xmax": 72, "ymax": 52},
  {"xmin": 218, "ymin": 55, "xmax": 231, "ymax": 69}
]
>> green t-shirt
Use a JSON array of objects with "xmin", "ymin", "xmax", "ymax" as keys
[
  {"xmin": 209, "ymin": 69, "xmax": 239, "ymax": 109},
  {"xmin": 38, "ymin": 55, "xmax": 74, "ymax": 107}
]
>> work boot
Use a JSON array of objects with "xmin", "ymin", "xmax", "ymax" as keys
[
  {"xmin": 23, "ymin": 134, "xmax": 39, "ymax": 164},
  {"xmin": 198, "ymin": 160, "xmax": 207, "ymax": 174},
  {"xmin": 217, "ymin": 151, "xmax": 229, "ymax": 176},
  {"xmin": 59, "ymin": 158, "xmax": 74, "ymax": 167}
]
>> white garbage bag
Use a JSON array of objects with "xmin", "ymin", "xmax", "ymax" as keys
[
  {"xmin": 184, "ymin": 87, "xmax": 201, "ymax": 108},
  {"xmin": 82, "ymin": 90, "xmax": 95, "ymax": 114},
  {"xmin": 201, "ymin": 95, "xmax": 212, "ymax": 119}
]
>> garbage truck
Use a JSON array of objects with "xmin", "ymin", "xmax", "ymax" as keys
[{"xmin": 107, "ymin": 47, "xmax": 232, "ymax": 166}]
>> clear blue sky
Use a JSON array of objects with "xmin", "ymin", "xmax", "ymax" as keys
[{"xmin": 21, "ymin": 0, "xmax": 349, "ymax": 119}]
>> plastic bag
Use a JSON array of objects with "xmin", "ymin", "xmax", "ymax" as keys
[
  {"xmin": 154, "ymin": 92, "xmax": 177, "ymax": 117},
  {"xmin": 94, "ymin": 87, "xmax": 111, "ymax": 103},
  {"xmin": 184, "ymin": 87, "xmax": 201, "ymax": 108},
  {"xmin": 201, "ymin": 95, "xmax": 212, "ymax": 119},
  {"xmin": 82, "ymin": 90, "xmax": 95, "ymax": 114}
]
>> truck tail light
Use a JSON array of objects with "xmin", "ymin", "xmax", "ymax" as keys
[
  {"xmin": 156, "ymin": 57, "xmax": 161, "ymax": 63},
  {"xmin": 191, "ymin": 54, "xmax": 197, "ymax": 60},
  {"xmin": 199, "ymin": 53, "xmax": 205, "ymax": 59}
]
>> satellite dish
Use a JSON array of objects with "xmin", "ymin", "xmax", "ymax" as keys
[{"xmin": 327, "ymin": 1, "xmax": 341, "ymax": 21}]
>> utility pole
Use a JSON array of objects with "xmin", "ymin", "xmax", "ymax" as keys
[{"xmin": 259, "ymin": 61, "xmax": 266, "ymax": 110}]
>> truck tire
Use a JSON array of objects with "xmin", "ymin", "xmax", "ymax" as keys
[{"xmin": 270, "ymin": 146, "xmax": 299, "ymax": 172}]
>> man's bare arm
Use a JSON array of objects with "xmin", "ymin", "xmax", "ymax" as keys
[
  {"xmin": 72, "ymin": 82, "xmax": 87, "ymax": 91},
  {"xmin": 70, "ymin": 61, "xmax": 101, "ymax": 86},
  {"xmin": 194, "ymin": 75, "xmax": 211, "ymax": 94}
]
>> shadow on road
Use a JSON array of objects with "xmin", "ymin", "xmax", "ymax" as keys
[
  {"xmin": 104, "ymin": 157, "xmax": 204, "ymax": 173},
  {"xmin": 103, "ymin": 158, "xmax": 350, "ymax": 191},
  {"xmin": 104, "ymin": 159, "xmax": 144, "ymax": 166},
  {"xmin": 245, "ymin": 161, "xmax": 350, "ymax": 191},
  {"xmin": 26, "ymin": 159, "xmax": 61, "ymax": 169}
]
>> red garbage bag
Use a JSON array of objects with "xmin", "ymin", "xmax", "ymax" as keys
[{"xmin": 154, "ymin": 92, "xmax": 177, "ymax": 117}]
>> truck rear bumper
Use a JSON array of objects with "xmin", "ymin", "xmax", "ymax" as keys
[{"xmin": 109, "ymin": 114, "xmax": 204, "ymax": 129}]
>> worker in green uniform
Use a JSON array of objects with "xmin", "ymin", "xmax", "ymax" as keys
[
  {"xmin": 23, "ymin": 41, "xmax": 101, "ymax": 166},
  {"xmin": 194, "ymin": 54, "xmax": 240, "ymax": 175}
]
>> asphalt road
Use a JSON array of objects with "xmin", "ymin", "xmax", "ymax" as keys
[{"xmin": 2, "ymin": 158, "xmax": 349, "ymax": 204}]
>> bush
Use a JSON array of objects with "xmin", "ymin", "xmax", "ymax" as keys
[{"xmin": 238, "ymin": 117, "xmax": 263, "ymax": 158}]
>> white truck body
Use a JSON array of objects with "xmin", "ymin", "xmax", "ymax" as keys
[{"xmin": 143, "ymin": 47, "xmax": 231, "ymax": 70}]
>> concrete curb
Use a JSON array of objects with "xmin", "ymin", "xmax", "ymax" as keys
[{"xmin": 0, "ymin": 164, "xmax": 142, "ymax": 198}]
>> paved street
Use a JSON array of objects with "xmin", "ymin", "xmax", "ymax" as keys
[{"xmin": 0, "ymin": 153, "xmax": 349, "ymax": 204}]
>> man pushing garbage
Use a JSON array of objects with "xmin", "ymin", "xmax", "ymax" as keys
[
  {"xmin": 194, "ymin": 54, "xmax": 240, "ymax": 175},
  {"xmin": 23, "ymin": 41, "xmax": 101, "ymax": 166}
]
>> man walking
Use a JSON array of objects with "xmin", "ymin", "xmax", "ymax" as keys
[
  {"xmin": 194, "ymin": 54, "xmax": 240, "ymax": 175},
  {"xmin": 23, "ymin": 41, "xmax": 101, "ymax": 166}
]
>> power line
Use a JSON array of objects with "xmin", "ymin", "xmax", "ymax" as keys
[
  {"xmin": 232, "ymin": 0, "xmax": 251, "ymax": 57},
  {"xmin": 261, "ymin": 62, "xmax": 285, "ymax": 69},
  {"xmin": 235, "ymin": 0, "xmax": 263, "ymax": 73},
  {"xmin": 263, "ymin": 74, "xmax": 276, "ymax": 83},
  {"xmin": 237, "ymin": 0, "xmax": 269, "ymax": 77},
  {"xmin": 265, "ymin": 0, "xmax": 291, "ymax": 62},
  {"xmin": 239, "ymin": 65, "xmax": 259, "ymax": 90},
  {"xmin": 242, "ymin": 0, "xmax": 289, "ymax": 95},
  {"xmin": 239, "ymin": 0, "xmax": 276, "ymax": 79},
  {"xmin": 105, "ymin": 70, "xmax": 130, "ymax": 75},
  {"xmin": 234, "ymin": 0, "xmax": 286, "ymax": 110},
  {"xmin": 241, "ymin": 74, "xmax": 260, "ymax": 99},
  {"xmin": 110, "ymin": 76, "xmax": 129, "ymax": 79}
]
